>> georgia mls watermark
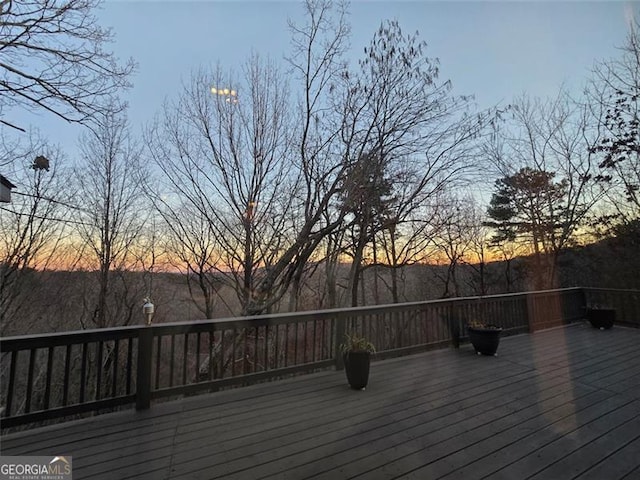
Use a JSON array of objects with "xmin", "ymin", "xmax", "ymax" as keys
[{"xmin": 0, "ymin": 456, "xmax": 72, "ymax": 480}]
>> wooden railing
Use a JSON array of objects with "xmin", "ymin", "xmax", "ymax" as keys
[
  {"xmin": 583, "ymin": 288, "xmax": 640, "ymax": 328},
  {"xmin": 0, "ymin": 287, "xmax": 626, "ymax": 429}
]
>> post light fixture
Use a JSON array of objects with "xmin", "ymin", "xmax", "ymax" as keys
[
  {"xmin": 143, "ymin": 298, "xmax": 155, "ymax": 326},
  {"xmin": 211, "ymin": 86, "xmax": 238, "ymax": 104}
]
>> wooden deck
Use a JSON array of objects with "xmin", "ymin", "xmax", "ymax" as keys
[{"xmin": 2, "ymin": 323, "xmax": 640, "ymax": 479}]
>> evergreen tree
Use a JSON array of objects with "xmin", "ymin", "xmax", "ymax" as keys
[{"xmin": 486, "ymin": 167, "xmax": 570, "ymax": 288}]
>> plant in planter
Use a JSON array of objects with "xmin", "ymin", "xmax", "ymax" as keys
[
  {"xmin": 467, "ymin": 320, "xmax": 502, "ymax": 356},
  {"xmin": 585, "ymin": 304, "xmax": 615, "ymax": 330},
  {"xmin": 340, "ymin": 333, "xmax": 375, "ymax": 390}
]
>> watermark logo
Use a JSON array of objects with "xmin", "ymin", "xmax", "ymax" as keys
[{"xmin": 0, "ymin": 456, "xmax": 72, "ymax": 480}]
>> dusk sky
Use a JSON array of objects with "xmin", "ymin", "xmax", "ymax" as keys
[{"xmin": 6, "ymin": 1, "xmax": 638, "ymax": 160}]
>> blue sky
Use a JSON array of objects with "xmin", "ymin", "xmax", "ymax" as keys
[{"xmin": 6, "ymin": 1, "xmax": 638, "ymax": 159}]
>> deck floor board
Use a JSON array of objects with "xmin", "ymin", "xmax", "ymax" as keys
[{"xmin": 2, "ymin": 323, "xmax": 639, "ymax": 480}]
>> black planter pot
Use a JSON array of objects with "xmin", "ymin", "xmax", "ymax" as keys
[
  {"xmin": 344, "ymin": 351, "xmax": 371, "ymax": 390},
  {"xmin": 586, "ymin": 308, "xmax": 615, "ymax": 330},
  {"xmin": 468, "ymin": 326, "xmax": 502, "ymax": 356}
]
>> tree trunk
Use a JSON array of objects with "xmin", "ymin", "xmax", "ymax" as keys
[
  {"xmin": 348, "ymin": 232, "xmax": 367, "ymax": 307},
  {"xmin": 389, "ymin": 227, "xmax": 399, "ymax": 303},
  {"xmin": 372, "ymin": 237, "xmax": 380, "ymax": 304}
]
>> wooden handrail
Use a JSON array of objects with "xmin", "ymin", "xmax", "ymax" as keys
[{"xmin": 1, "ymin": 287, "xmax": 636, "ymax": 430}]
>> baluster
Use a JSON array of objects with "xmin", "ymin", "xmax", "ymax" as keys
[
  {"xmin": 44, "ymin": 346, "xmax": 54, "ymax": 410},
  {"xmin": 169, "ymin": 335, "xmax": 175, "ymax": 387},
  {"xmin": 196, "ymin": 332, "xmax": 201, "ymax": 382},
  {"xmin": 96, "ymin": 341, "xmax": 103, "ymax": 400},
  {"xmin": 220, "ymin": 330, "xmax": 226, "ymax": 378},
  {"xmin": 232, "ymin": 328, "xmax": 237, "ymax": 376},
  {"xmin": 25, "ymin": 348, "xmax": 36, "ymax": 413},
  {"xmin": 264, "ymin": 325, "xmax": 270, "ymax": 371},
  {"xmin": 155, "ymin": 336, "xmax": 162, "ymax": 389},
  {"xmin": 208, "ymin": 330, "xmax": 214, "ymax": 381},
  {"xmin": 294, "ymin": 322, "xmax": 299, "ymax": 365},
  {"xmin": 254, "ymin": 326, "xmax": 259, "ymax": 372},
  {"xmin": 79, "ymin": 343, "xmax": 88, "ymax": 403},
  {"xmin": 243, "ymin": 327, "xmax": 248, "ymax": 375},
  {"xmin": 112, "ymin": 340, "xmax": 119, "ymax": 398},
  {"xmin": 284, "ymin": 324, "xmax": 289, "ymax": 367},
  {"xmin": 312, "ymin": 320, "xmax": 317, "ymax": 363},
  {"xmin": 274, "ymin": 324, "xmax": 280, "ymax": 369},
  {"xmin": 182, "ymin": 333, "xmax": 188, "ymax": 385},
  {"xmin": 63, "ymin": 344, "xmax": 71, "ymax": 406},
  {"xmin": 5, "ymin": 351, "xmax": 17, "ymax": 416},
  {"xmin": 126, "ymin": 338, "xmax": 133, "ymax": 395}
]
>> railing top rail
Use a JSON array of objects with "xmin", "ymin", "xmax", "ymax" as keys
[
  {"xmin": 175, "ymin": 286, "xmax": 586, "ymax": 325},
  {"xmin": 583, "ymin": 287, "xmax": 640, "ymax": 294},
  {"xmin": 0, "ymin": 325, "xmax": 141, "ymax": 351},
  {"xmin": 0, "ymin": 286, "xmax": 590, "ymax": 347}
]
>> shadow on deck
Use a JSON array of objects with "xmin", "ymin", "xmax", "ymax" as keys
[{"xmin": 2, "ymin": 323, "xmax": 640, "ymax": 480}]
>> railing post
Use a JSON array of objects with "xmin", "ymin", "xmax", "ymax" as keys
[
  {"xmin": 526, "ymin": 292, "xmax": 536, "ymax": 333},
  {"xmin": 575, "ymin": 288, "xmax": 588, "ymax": 322},
  {"xmin": 447, "ymin": 305, "xmax": 460, "ymax": 348},
  {"xmin": 136, "ymin": 327, "xmax": 153, "ymax": 410},
  {"xmin": 334, "ymin": 314, "xmax": 346, "ymax": 371}
]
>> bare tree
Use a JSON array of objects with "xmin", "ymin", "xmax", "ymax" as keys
[
  {"xmin": 460, "ymin": 201, "xmax": 492, "ymax": 296},
  {"xmin": 484, "ymin": 92, "xmax": 602, "ymax": 288},
  {"xmin": 151, "ymin": 1, "xmax": 492, "ymax": 314},
  {"xmin": 0, "ymin": 131, "xmax": 70, "ymax": 334},
  {"xmin": 161, "ymin": 209, "xmax": 231, "ymax": 319},
  {"xmin": 244, "ymin": 0, "xmax": 354, "ymax": 314},
  {"xmin": 147, "ymin": 56, "xmax": 297, "ymax": 316},
  {"xmin": 588, "ymin": 19, "xmax": 640, "ymax": 226},
  {"xmin": 73, "ymin": 112, "xmax": 146, "ymax": 328},
  {"xmin": 430, "ymin": 199, "xmax": 472, "ymax": 298},
  {"xmin": 489, "ymin": 238, "xmax": 521, "ymax": 293},
  {"xmin": 0, "ymin": 0, "xmax": 135, "ymax": 129},
  {"xmin": 146, "ymin": 0, "xmax": 358, "ymax": 316},
  {"xmin": 334, "ymin": 20, "xmax": 491, "ymax": 305},
  {"xmin": 375, "ymin": 216, "xmax": 436, "ymax": 303},
  {"xmin": 252, "ymin": 3, "xmax": 492, "ymax": 312},
  {"xmin": 340, "ymin": 151, "xmax": 393, "ymax": 306}
]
